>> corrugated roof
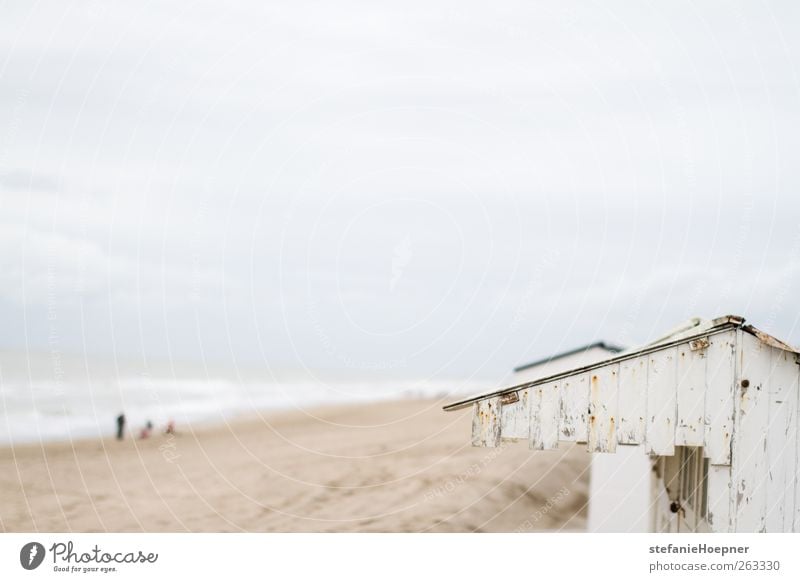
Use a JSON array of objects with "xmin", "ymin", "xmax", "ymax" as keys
[{"xmin": 443, "ymin": 315, "xmax": 797, "ymax": 411}]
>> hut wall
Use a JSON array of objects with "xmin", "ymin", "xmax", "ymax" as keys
[
  {"xmin": 470, "ymin": 327, "xmax": 800, "ymax": 532},
  {"xmin": 729, "ymin": 332, "xmax": 800, "ymax": 532}
]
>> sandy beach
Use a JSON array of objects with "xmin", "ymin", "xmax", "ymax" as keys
[{"xmin": 0, "ymin": 399, "xmax": 588, "ymax": 532}]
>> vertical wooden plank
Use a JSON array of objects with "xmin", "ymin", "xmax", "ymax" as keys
[
  {"xmin": 676, "ymin": 341, "xmax": 707, "ymax": 446},
  {"xmin": 646, "ymin": 346, "xmax": 677, "ymax": 456},
  {"xmin": 559, "ymin": 372, "xmax": 589, "ymax": 443},
  {"xmin": 706, "ymin": 464, "xmax": 732, "ymax": 533},
  {"xmin": 471, "ymin": 398, "xmax": 501, "ymax": 448},
  {"xmin": 541, "ymin": 381, "xmax": 560, "ymax": 449},
  {"xmin": 795, "ymin": 359, "xmax": 800, "ymax": 533},
  {"xmin": 529, "ymin": 381, "xmax": 559, "ymax": 450},
  {"xmin": 795, "ymin": 360, "xmax": 800, "ymax": 532},
  {"xmin": 766, "ymin": 348, "xmax": 798, "ymax": 532},
  {"xmin": 617, "ymin": 355, "xmax": 647, "ymax": 445},
  {"xmin": 587, "ymin": 363, "xmax": 619, "ymax": 453},
  {"xmin": 780, "ymin": 354, "xmax": 799, "ymax": 533},
  {"xmin": 500, "ymin": 388, "xmax": 529, "ymax": 441},
  {"xmin": 731, "ymin": 332, "xmax": 771, "ymax": 532},
  {"xmin": 704, "ymin": 330, "xmax": 736, "ymax": 465}
]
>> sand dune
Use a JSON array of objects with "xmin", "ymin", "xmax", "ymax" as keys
[{"xmin": 0, "ymin": 399, "xmax": 588, "ymax": 532}]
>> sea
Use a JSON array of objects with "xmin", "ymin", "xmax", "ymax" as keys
[{"xmin": 0, "ymin": 350, "xmax": 489, "ymax": 444}]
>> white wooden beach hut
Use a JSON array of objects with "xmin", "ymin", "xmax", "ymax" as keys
[
  {"xmin": 444, "ymin": 315, "xmax": 800, "ymax": 533},
  {"xmin": 512, "ymin": 341, "xmax": 651, "ymax": 532}
]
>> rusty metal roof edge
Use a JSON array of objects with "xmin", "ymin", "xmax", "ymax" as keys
[
  {"xmin": 742, "ymin": 324, "xmax": 800, "ymax": 353},
  {"xmin": 443, "ymin": 317, "xmax": 748, "ymax": 412}
]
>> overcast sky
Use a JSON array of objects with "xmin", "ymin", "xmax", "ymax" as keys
[{"xmin": 1, "ymin": 0, "xmax": 799, "ymax": 381}]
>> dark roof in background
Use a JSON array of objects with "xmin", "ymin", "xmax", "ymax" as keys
[{"xmin": 513, "ymin": 341, "xmax": 626, "ymax": 373}]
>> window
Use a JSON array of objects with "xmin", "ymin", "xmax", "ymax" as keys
[{"xmin": 676, "ymin": 446, "xmax": 709, "ymax": 525}]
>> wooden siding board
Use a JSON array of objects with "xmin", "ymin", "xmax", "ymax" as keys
[
  {"xmin": 559, "ymin": 372, "xmax": 589, "ymax": 443},
  {"xmin": 646, "ymin": 346, "xmax": 677, "ymax": 455},
  {"xmin": 704, "ymin": 330, "xmax": 736, "ymax": 465},
  {"xmin": 500, "ymin": 389, "xmax": 529, "ymax": 441},
  {"xmin": 676, "ymin": 342, "xmax": 707, "ymax": 447},
  {"xmin": 765, "ymin": 348, "xmax": 799, "ymax": 532},
  {"xmin": 587, "ymin": 363, "xmax": 619, "ymax": 453},
  {"xmin": 796, "ymin": 361, "xmax": 800, "ymax": 533},
  {"xmin": 471, "ymin": 398, "xmax": 501, "ymax": 448},
  {"xmin": 529, "ymin": 381, "xmax": 559, "ymax": 450},
  {"xmin": 781, "ymin": 354, "xmax": 800, "ymax": 533},
  {"xmin": 617, "ymin": 356, "xmax": 647, "ymax": 445},
  {"xmin": 732, "ymin": 332, "xmax": 771, "ymax": 532},
  {"xmin": 706, "ymin": 464, "xmax": 732, "ymax": 533}
]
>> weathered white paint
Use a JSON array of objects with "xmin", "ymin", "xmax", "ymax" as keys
[
  {"xmin": 462, "ymin": 319, "xmax": 800, "ymax": 532},
  {"xmin": 471, "ymin": 398, "xmax": 501, "ymax": 448},
  {"xmin": 587, "ymin": 364, "xmax": 619, "ymax": 453},
  {"xmin": 732, "ymin": 331, "xmax": 771, "ymax": 532},
  {"xmin": 529, "ymin": 381, "xmax": 560, "ymax": 450},
  {"xmin": 559, "ymin": 372, "xmax": 589, "ymax": 443},
  {"xmin": 646, "ymin": 346, "xmax": 677, "ymax": 456},
  {"xmin": 794, "ymin": 357, "xmax": 800, "ymax": 533},
  {"xmin": 617, "ymin": 356, "xmax": 646, "ymax": 445},
  {"xmin": 500, "ymin": 388, "xmax": 529, "ymax": 441},
  {"xmin": 766, "ymin": 347, "xmax": 798, "ymax": 532},
  {"xmin": 517, "ymin": 344, "xmax": 649, "ymax": 532},
  {"xmin": 676, "ymin": 342, "xmax": 706, "ymax": 447},
  {"xmin": 704, "ymin": 331, "xmax": 736, "ymax": 465},
  {"xmin": 706, "ymin": 464, "xmax": 732, "ymax": 533}
]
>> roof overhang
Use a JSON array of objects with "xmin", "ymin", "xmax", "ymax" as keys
[{"xmin": 444, "ymin": 315, "xmax": 795, "ymax": 412}]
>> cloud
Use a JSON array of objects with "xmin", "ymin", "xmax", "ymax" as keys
[
  {"xmin": 0, "ymin": 0, "xmax": 799, "ymax": 376},
  {"xmin": 0, "ymin": 169, "xmax": 61, "ymax": 192}
]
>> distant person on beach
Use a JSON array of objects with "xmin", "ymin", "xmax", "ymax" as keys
[
  {"xmin": 139, "ymin": 420, "xmax": 154, "ymax": 440},
  {"xmin": 116, "ymin": 414, "xmax": 126, "ymax": 440},
  {"xmin": 165, "ymin": 420, "xmax": 175, "ymax": 435}
]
